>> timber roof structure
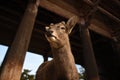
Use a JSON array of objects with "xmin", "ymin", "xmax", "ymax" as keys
[{"xmin": 0, "ymin": 0, "xmax": 120, "ymax": 80}]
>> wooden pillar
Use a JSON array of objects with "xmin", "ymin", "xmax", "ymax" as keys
[
  {"xmin": 79, "ymin": 22, "xmax": 100, "ymax": 80},
  {"xmin": 0, "ymin": 1, "xmax": 39, "ymax": 80}
]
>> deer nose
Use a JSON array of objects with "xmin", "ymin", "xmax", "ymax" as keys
[
  {"xmin": 49, "ymin": 30, "xmax": 53, "ymax": 34},
  {"xmin": 46, "ymin": 30, "xmax": 53, "ymax": 36}
]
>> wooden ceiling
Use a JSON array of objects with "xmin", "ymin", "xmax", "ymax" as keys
[{"xmin": 0, "ymin": 0, "xmax": 120, "ymax": 79}]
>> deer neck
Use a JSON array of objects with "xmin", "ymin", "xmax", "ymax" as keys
[{"xmin": 51, "ymin": 40, "xmax": 76, "ymax": 71}]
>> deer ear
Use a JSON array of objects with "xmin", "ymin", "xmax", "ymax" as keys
[
  {"xmin": 66, "ymin": 16, "xmax": 79, "ymax": 34},
  {"xmin": 45, "ymin": 26, "xmax": 49, "ymax": 31}
]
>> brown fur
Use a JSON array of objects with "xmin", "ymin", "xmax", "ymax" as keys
[{"xmin": 36, "ymin": 16, "xmax": 79, "ymax": 80}]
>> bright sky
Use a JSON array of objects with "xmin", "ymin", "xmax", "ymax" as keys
[{"xmin": 0, "ymin": 44, "xmax": 84, "ymax": 75}]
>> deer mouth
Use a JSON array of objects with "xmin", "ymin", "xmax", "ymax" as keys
[
  {"xmin": 45, "ymin": 33, "xmax": 57, "ymax": 42},
  {"xmin": 47, "ymin": 36, "xmax": 57, "ymax": 42}
]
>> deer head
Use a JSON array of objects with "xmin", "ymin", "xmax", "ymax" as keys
[{"xmin": 45, "ymin": 16, "xmax": 79, "ymax": 48}]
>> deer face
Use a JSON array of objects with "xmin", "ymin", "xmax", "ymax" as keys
[
  {"xmin": 45, "ymin": 16, "xmax": 79, "ymax": 48},
  {"xmin": 45, "ymin": 22, "xmax": 67, "ymax": 48}
]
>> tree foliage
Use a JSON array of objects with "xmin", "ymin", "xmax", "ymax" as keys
[
  {"xmin": 79, "ymin": 67, "xmax": 86, "ymax": 80},
  {"xmin": 20, "ymin": 69, "xmax": 35, "ymax": 80}
]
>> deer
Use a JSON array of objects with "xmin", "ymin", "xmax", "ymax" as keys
[{"xmin": 36, "ymin": 16, "xmax": 79, "ymax": 80}]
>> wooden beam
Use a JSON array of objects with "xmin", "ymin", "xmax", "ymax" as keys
[
  {"xmin": 89, "ymin": 24, "xmax": 112, "ymax": 38},
  {"xmin": 98, "ymin": 7, "xmax": 120, "ymax": 23},
  {"xmin": 0, "ymin": 5, "xmax": 48, "ymax": 27},
  {"xmin": 39, "ymin": 0, "xmax": 113, "ymax": 39},
  {"xmin": 0, "ymin": 5, "xmax": 22, "ymax": 17},
  {"xmin": 84, "ymin": 0, "xmax": 120, "ymax": 23},
  {"xmin": 48, "ymin": 0, "xmax": 80, "ymax": 16},
  {"xmin": 112, "ymin": 0, "xmax": 120, "ymax": 6},
  {"xmin": 39, "ymin": 0, "xmax": 76, "ymax": 19},
  {"xmin": 90, "ymin": 19, "xmax": 113, "ymax": 39},
  {"xmin": 0, "ymin": 15, "xmax": 18, "ymax": 25}
]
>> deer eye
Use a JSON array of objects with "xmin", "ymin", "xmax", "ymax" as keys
[{"xmin": 60, "ymin": 26, "xmax": 65, "ymax": 30}]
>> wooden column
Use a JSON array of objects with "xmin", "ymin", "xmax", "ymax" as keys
[
  {"xmin": 0, "ymin": 1, "xmax": 39, "ymax": 80},
  {"xmin": 80, "ymin": 23, "xmax": 100, "ymax": 80}
]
